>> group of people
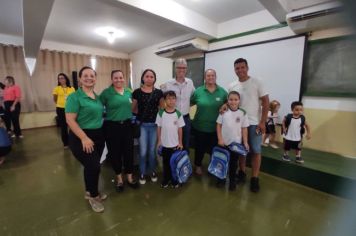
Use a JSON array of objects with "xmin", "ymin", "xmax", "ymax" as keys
[
  {"xmin": 0, "ymin": 76, "xmax": 23, "ymax": 165},
  {"xmin": 53, "ymin": 57, "xmax": 311, "ymax": 213}
]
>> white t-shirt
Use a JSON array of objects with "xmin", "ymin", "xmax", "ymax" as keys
[
  {"xmin": 216, "ymin": 108, "xmax": 249, "ymax": 145},
  {"xmin": 156, "ymin": 109, "xmax": 185, "ymax": 148},
  {"xmin": 161, "ymin": 78, "xmax": 195, "ymax": 115},
  {"xmin": 228, "ymin": 77, "xmax": 268, "ymax": 125},
  {"xmin": 283, "ymin": 117, "xmax": 302, "ymax": 141},
  {"xmin": 267, "ymin": 111, "xmax": 280, "ymax": 125}
]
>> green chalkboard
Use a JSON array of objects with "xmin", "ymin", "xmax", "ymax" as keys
[
  {"xmin": 173, "ymin": 58, "xmax": 204, "ymax": 87},
  {"xmin": 304, "ymin": 36, "xmax": 356, "ymax": 97}
]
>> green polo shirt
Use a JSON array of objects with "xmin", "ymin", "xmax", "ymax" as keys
[
  {"xmin": 191, "ymin": 85, "xmax": 228, "ymax": 133},
  {"xmin": 65, "ymin": 88, "xmax": 104, "ymax": 129},
  {"xmin": 100, "ymin": 86, "xmax": 133, "ymax": 121}
]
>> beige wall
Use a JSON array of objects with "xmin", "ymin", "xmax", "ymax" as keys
[
  {"xmin": 302, "ymin": 108, "xmax": 356, "ymax": 158},
  {"xmin": 20, "ymin": 112, "xmax": 56, "ymax": 129}
]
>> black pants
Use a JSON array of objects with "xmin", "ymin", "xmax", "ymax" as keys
[
  {"xmin": 56, "ymin": 107, "xmax": 69, "ymax": 146},
  {"xmin": 228, "ymin": 150, "xmax": 239, "ymax": 183},
  {"xmin": 69, "ymin": 129, "xmax": 105, "ymax": 198},
  {"xmin": 4, "ymin": 101, "xmax": 22, "ymax": 136},
  {"xmin": 104, "ymin": 120, "xmax": 134, "ymax": 175},
  {"xmin": 162, "ymin": 147, "xmax": 178, "ymax": 185},
  {"xmin": 193, "ymin": 129, "xmax": 217, "ymax": 167}
]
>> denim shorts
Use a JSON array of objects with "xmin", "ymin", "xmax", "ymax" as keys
[{"xmin": 248, "ymin": 125, "xmax": 262, "ymax": 154}]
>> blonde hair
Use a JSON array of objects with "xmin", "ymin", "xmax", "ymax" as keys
[{"xmin": 269, "ymin": 100, "xmax": 280, "ymax": 113}]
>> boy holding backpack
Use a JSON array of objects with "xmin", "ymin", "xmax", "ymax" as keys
[
  {"xmin": 156, "ymin": 91, "xmax": 185, "ymax": 188},
  {"xmin": 282, "ymin": 101, "xmax": 311, "ymax": 164}
]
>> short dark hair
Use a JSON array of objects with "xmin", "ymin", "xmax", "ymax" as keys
[
  {"xmin": 57, "ymin": 73, "xmax": 71, "ymax": 87},
  {"xmin": 111, "ymin": 69, "xmax": 124, "ymax": 79},
  {"xmin": 163, "ymin": 90, "xmax": 176, "ymax": 99},
  {"xmin": 228, "ymin": 91, "xmax": 240, "ymax": 99},
  {"xmin": 234, "ymin": 58, "xmax": 248, "ymax": 67},
  {"xmin": 141, "ymin": 69, "xmax": 156, "ymax": 85},
  {"xmin": 79, "ymin": 66, "xmax": 96, "ymax": 78},
  {"xmin": 5, "ymin": 76, "xmax": 15, "ymax": 85},
  {"xmin": 291, "ymin": 101, "xmax": 303, "ymax": 110}
]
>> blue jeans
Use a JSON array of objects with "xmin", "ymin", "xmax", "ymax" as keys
[
  {"xmin": 139, "ymin": 123, "xmax": 157, "ymax": 175},
  {"xmin": 183, "ymin": 115, "xmax": 191, "ymax": 151}
]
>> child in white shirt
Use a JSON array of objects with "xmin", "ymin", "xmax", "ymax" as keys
[
  {"xmin": 216, "ymin": 91, "xmax": 249, "ymax": 191},
  {"xmin": 156, "ymin": 91, "xmax": 185, "ymax": 188}
]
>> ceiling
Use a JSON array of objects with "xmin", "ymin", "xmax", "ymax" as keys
[
  {"xmin": 0, "ymin": 0, "xmax": 344, "ymax": 54},
  {"xmin": 0, "ymin": 0, "xmax": 268, "ymax": 54},
  {"xmin": 174, "ymin": 0, "xmax": 265, "ymax": 23}
]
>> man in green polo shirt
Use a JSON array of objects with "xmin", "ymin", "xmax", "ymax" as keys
[{"xmin": 190, "ymin": 69, "xmax": 227, "ymax": 175}]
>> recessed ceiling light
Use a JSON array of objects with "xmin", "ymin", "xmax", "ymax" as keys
[{"xmin": 95, "ymin": 26, "xmax": 125, "ymax": 44}]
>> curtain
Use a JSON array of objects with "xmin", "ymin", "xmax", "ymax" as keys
[
  {"xmin": 0, "ymin": 44, "xmax": 35, "ymax": 112},
  {"xmin": 0, "ymin": 44, "xmax": 130, "ymax": 112},
  {"xmin": 31, "ymin": 50, "xmax": 90, "ymax": 111},
  {"xmin": 95, "ymin": 56, "xmax": 130, "ymax": 93}
]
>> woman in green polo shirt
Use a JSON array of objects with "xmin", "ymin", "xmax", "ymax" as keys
[
  {"xmin": 191, "ymin": 69, "xmax": 228, "ymax": 176},
  {"xmin": 100, "ymin": 70, "xmax": 139, "ymax": 192},
  {"xmin": 65, "ymin": 66, "xmax": 106, "ymax": 213}
]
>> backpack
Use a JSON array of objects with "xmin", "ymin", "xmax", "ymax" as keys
[
  {"xmin": 0, "ymin": 127, "xmax": 11, "ymax": 147},
  {"xmin": 208, "ymin": 146, "xmax": 230, "ymax": 179},
  {"xmin": 227, "ymin": 142, "xmax": 248, "ymax": 156},
  {"xmin": 170, "ymin": 150, "xmax": 192, "ymax": 183},
  {"xmin": 284, "ymin": 114, "xmax": 305, "ymax": 136}
]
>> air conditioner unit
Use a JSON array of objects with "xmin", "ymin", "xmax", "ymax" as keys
[
  {"xmin": 155, "ymin": 37, "xmax": 208, "ymax": 58},
  {"xmin": 286, "ymin": 1, "xmax": 346, "ymax": 33}
]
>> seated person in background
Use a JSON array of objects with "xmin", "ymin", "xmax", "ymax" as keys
[
  {"xmin": 282, "ymin": 101, "xmax": 311, "ymax": 164},
  {"xmin": 262, "ymin": 100, "xmax": 281, "ymax": 149},
  {"xmin": 0, "ymin": 117, "xmax": 11, "ymax": 165}
]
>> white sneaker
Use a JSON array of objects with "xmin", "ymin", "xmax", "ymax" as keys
[
  {"xmin": 261, "ymin": 143, "xmax": 268, "ymax": 147},
  {"xmin": 84, "ymin": 192, "xmax": 107, "ymax": 201},
  {"xmin": 139, "ymin": 175, "xmax": 146, "ymax": 185},
  {"xmin": 151, "ymin": 172, "xmax": 158, "ymax": 183},
  {"xmin": 269, "ymin": 143, "xmax": 279, "ymax": 149},
  {"xmin": 88, "ymin": 197, "xmax": 104, "ymax": 213}
]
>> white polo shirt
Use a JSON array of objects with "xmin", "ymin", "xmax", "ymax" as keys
[
  {"xmin": 156, "ymin": 109, "xmax": 185, "ymax": 148},
  {"xmin": 216, "ymin": 108, "xmax": 249, "ymax": 145},
  {"xmin": 228, "ymin": 77, "xmax": 268, "ymax": 125},
  {"xmin": 161, "ymin": 78, "xmax": 195, "ymax": 116}
]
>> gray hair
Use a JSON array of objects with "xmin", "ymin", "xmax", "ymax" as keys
[{"xmin": 174, "ymin": 58, "xmax": 187, "ymax": 67}]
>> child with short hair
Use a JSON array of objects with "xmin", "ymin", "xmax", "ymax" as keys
[
  {"xmin": 282, "ymin": 101, "xmax": 311, "ymax": 164},
  {"xmin": 262, "ymin": 100, "xmax": 281, "ymax": 149},
  {"xmin": 216, "ymin": 91, "xmax": 249, "ymax": 191},
  {"xmin": 156, "ymin": 91, "xmax": 185, "ymax": 188},
  {"xmin": 0, "ymin": 117, "xmax": 11, "ymax": 165}
]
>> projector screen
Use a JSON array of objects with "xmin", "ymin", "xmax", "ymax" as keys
[{"xmin": 205, "ymin": 36, "xmax": 306, "ymax": 122}]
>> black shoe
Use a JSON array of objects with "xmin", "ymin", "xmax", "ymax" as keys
[
  {"xmin": 161, "ymin": 182, "xmax": 169, "ymax": 188},
  {"xmin": 171, "ymin": 182, "xmax": 180, "ymax": 189},
  {"xmin": 115, "ymin": 182, "xmax": 124, "ymax": 193},
  {"xmin": 216, "ymin": 179, "xmax": 226, "ymax": 188},
  {"xmin": 236, "ymin": 170, "xmax": 246, "ymax": 184},
  {"xmin": 229, "ymin": 180, "xmax": 236, "ymax": 191},
  {"xmin": 127, "ymin": 180, "xmax": 140, "ymax": 189},
  {"xmin": 250, "ymin": 177, "xmax": 260, "ymax": 193}
]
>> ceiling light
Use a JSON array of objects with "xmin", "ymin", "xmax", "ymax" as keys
[{"xmin": 95, "ymin": 26, "xmax": 125, "ymax": 44}]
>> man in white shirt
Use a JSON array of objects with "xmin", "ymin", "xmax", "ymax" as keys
[
  {"xmin": 161, "ymin": 58, "xmax": 195, "ymax": 151},
  {"xmin": 228, "ymin": 58, "xmax": 269, "ymax": 193}
]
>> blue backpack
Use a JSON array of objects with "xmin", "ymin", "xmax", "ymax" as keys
[
  {"xmin": 227, "ymin": 142, "xmax": 248, "ymax": 156},
  {"xmin": 0, "ymin": 127, "xmax": 11, "ymax": 147},
  {"xmin": 208, "ymin": 146, "xmax": 230, "ymax": 179},
  {"xmin": 170, "ymin": 150, "xmax": 192, "ymax": 183}
]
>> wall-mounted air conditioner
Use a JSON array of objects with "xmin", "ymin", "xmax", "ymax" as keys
[
  {"xmin": 286, "ymin": 1, "xmax": 346, "ymax": 33},
  {"xmin": 155, "ymin": 37, "xmax": 208, "ymax": 58}
]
